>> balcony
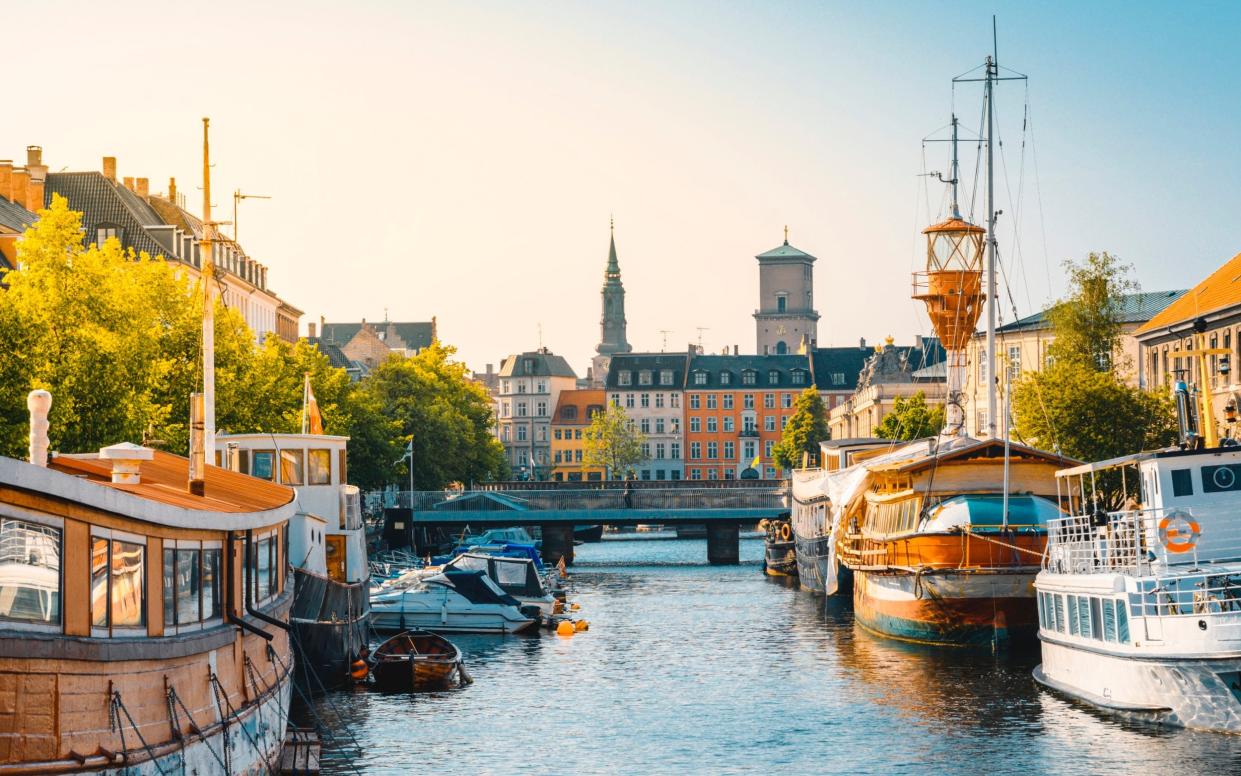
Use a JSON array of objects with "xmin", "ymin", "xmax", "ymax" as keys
[{"xmin": 738, "ymin": 428, "xmax": 760, "ymax": 438}]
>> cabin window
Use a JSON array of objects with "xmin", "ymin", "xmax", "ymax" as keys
[
  {"xmin": 1102, "ymin": 599, "xmax": 1118, "ymax": 643},
  {"xmin": 1037, "ymin": 593, "xmax": 1047, "ymax": 629},
  {"xmin": 1067, "ymin": 594, "xmax": 1079, "ymax": 636},
  {"xmin": 0, "ymin": 518, "xmax": 61, "ymax": 626},
  {"xmin": 250, "ymin": 533, "xmax": 279, "ymax": 603},
  {"xmin": 162, "ymin": 543, "xmax": 222, "ymax": 630},
  {"xmin": 1171, "ymin": 468, "xmax": 1193, "ymax": 497},
  {"xmin": 308, "ymin": 449, "xmax": 332, "ymax": 485},
  {"xmin": 1077, "ymin": 596, "xmax": 1091, "ymax": 637},
  {"xmin": 1115, "ymin": 600, "xmax": 1130, "ymax": 643},
  {"xmin": 91, "ymin": 531, "xmax": 146, "ymax": 633},
  {"xmin": 280, "ymin": 449, "xmax": 304, "ymax": 485},
  {"xmin": 252, "ymin": 450, "xmax": 276, "ymax": 481},
  {"xmin": 1053, "ymin": 594, "xmax": 1066, "ymax": 633},
  {"xmin": 1089, "ymin": 597, "xmax": 1103, "ymax": 640}
]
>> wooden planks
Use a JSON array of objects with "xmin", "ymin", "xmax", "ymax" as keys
[{"xmin": 279, "ymin": 728, "xmax": 321, "ymax": 775}]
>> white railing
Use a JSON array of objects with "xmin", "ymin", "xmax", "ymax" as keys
[{"xmin": 1046, "ymin": 506, "xmax": 1241, "ymax": 577}]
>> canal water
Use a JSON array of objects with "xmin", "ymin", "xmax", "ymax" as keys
[{"xmin": 304, "ymin": 536, "xmax": 1241, "ymax": 775}]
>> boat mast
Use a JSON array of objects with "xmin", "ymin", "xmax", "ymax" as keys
[
  {"xmin": 985, "ymin": 44, "xmax": 998, "ymax": 439},
  {"xmin": 201, "ymin": 118, "xmax": 216, "ymax": 464}
]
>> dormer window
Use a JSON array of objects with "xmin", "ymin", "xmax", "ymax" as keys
[
  {"xmin": 720, "ymin": 371, "xmax": 732, "ymax": 385},
  {"xmin": 660, "ymin": 369, "xmax": 674, "ymax": 386},
  {"xmin": 693, "ymin": 370, "xmax": 707, "ymax": 386},
  {"xmin": 619, "ymin": 371, "xmax": 633, "ymax": 386},
  {"xmin": 791, "ymin": 369, "xmax": 807, "ymax": 386},
  {"xmin": 96, "ymin": 224, "xmax": 121, "ymax": 246},
  {"xmin": 562, "ymin": 406, "xmax": 578, "ymax": 421},
  {"xmin": 742, "ymin": 369, "xmax": 757, "ymax": 386},
  {"xmin": 768, "ymin": 370, "xmax": 781, "ymax": 384},
  {"xmin": 638, "ymin": 370, "xmax": 652, "ymax": 386}
]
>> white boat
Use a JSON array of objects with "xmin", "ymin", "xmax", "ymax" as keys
[
  {"xmin": 444, "ymin": 552, "xmax": 558, "ymax": 616},
  {"xmin": 1035, "ymin": 386, "xmax": 1241, "ymax": 731},
  {"xmin": 371, "ymin": 569, "xmax": 539, "ymax": 634}
]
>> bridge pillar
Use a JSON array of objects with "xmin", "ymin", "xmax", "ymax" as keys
[
  {"xmin": 706, "ymin": 523, "xmax": 740, "ymax": 565},
  {"xmin": 541, "ymin": 524, "xmax": 575, "ymax": 567}
]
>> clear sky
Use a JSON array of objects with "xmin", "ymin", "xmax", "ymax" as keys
[{"xmin": 6, "ymin": 1, "xmax": 1240, "ymax": 376}]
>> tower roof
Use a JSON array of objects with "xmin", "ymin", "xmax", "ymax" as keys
[
  {"xmin": 756, "ymin": 239, "xmax": 816, "ymax": 261},
  {"xmin": 606, "ymin": 223, "xmax": 620, "ymax": 276}
]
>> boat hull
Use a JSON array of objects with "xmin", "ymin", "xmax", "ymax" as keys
[
  {"xmin": 793, "ymin": 532, "xmax": 851, "ymax": 593},
  {"xmin": 370, "ymin": 607, "xmax": 535, "ymax": 634},
  {"xmin": 1035, "ymin": 639, "xmax": 1241, "ymax": 733},
  {"xmin": 291, "ymin": 568, "xmax": 371, "ymax": 691},
  {"xmin": 853, "ymin": 568, "xmax": 1038, "ymax": 646},
  {"xmin": 764, "ymin": 539, "xmax": 798, "ymax": 577}
]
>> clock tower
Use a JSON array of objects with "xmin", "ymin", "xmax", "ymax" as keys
[{"xmin": 754, "ymin": 227, "xmax": 819, "ymax": 354}]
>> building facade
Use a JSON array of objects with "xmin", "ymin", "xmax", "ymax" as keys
[
  {"xmin": 809, "ymin": 340, "xmax": 883, "ymax": 417},
  {"xmin": 591, "ymin": 221, "xmax": 632, "ymax": 387},
  {"xmin": 683, "ymin": 353, "xmax": 813, "ymax": 480},
  {"xmin": 828, "ymin": 337, "xmax": 946, "ymax": 439},
  {"xmin": 495, "ymin": 349, "xmax": 579, "ymax": 479},
  {"xmin": 754, "ymin": 231, "xmax": 819, "ymax": 355},
  {"xmin": 960, "ymin": 290, "xmax": 1186, "ymax": 438},
  {"xmin": 319, "ymin": 318, "xmax": 437, "ymax": 372},
  {"xmin": 605, "ymin": 353, "xmax": 688, "ymax": 481},
  {"xmin": 550, "ymin": 389, "xmax": 606, "ymax": 481}
]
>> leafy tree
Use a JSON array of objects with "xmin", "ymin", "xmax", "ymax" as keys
[
  {"xmin": 1045, "ymin": 251, "xmax": 1138, "ymax": 373},
  {"xmin": 773, "ymin": 387, "xmax": 829, "ymax": 470},
  {"xmin": 874, "ymin": 391, "xmax": 946, "ymax": 441},
  {"xmin": 583, "ymin": 403, "xmax": 646, "ymax": 479}
]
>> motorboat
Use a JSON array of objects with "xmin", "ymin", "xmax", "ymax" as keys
[
  {"xmin": 444, "ymin": 552, "xmax": 558, "ymax": 616},
  {"xmin": 370, "ymin": 630, "xmax": 468, "ymax": 691},
  {"xmin": 371, "ymin": 569, "xmax": 539, "ymax": 634},
  {"xmin": 461, "ymin": 527, "xmax": 539, "ymax": 548}
]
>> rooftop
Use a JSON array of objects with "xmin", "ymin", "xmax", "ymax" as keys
[
  {"xmin": 552, "ymin": 389, "xmax": 605, "ymax": 425},
  {"xmin": 1001, "ymin": 290, "xmax": 1189, "ymax": 334},
  {"xmin": 499, "ymin": 350, "xmax": 578, "ymax": 379},
  {"xmin": 1134, "ymin": 254, "xmax": 1241, "ymax": 335},
  {"xmin": 756, "ymin": 238, "xmax": 816, "ymax": 262}
]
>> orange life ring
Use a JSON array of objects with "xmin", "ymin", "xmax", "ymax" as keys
[
  {"xmin": 778, "ymin": 523, "xmax": 791, "ymax": 542},
  {"xmin": 1158, "ymin": 512, "xmax": 1201, "ymax": 554}
]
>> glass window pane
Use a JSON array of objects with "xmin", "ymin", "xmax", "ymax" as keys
[
  {"xmin": 91, "ymin": 537, "xmax": 109, "ymax": 627},
  {"xmin": 1068, "ymin": 594, "xmax": 1079, "ymax": 636},
  {"xmin": 1103, "ymin": 599, "xmax": 1117, "ymax": 643},
  {"xmin": 1078, "ymin": 596, "xmax": 1091, "ymax": 636},
  {"xmin": 163, "ymin": 548, "xmax": 175, "ymax": 627},
  {"xmin": 1053, "ymin": 594, "xmax": 1065, "ymax": 633},
  {"xmin": 1089, "ymin": 597, "xmax": 1103, "ymax": 640},
  {"xmin": 308, "ymin": 450, "xmax": 331, "ymax": 485},
  {"xmin": 1116, "ymin": 600, "xmax": 1130, "ymax": 643},
  {"xmin": 202, "ymin": 550, "xmax": 220, "ymax": 621},
  {"xmin": 111, "ymin": 540, "xmax": 145, "ymax": 627},
  {"xmin": 257, "ymin": 538, "xmax": 272, "ymax": 600},
  {"xmin": 176, "ymin": 548, "xmax": 200, "ymax": 625},
  {"xmin": 252, "ymin": 451, "xmax": 275, "ymax": 481},
  {"xmin": 280, "ymin": 450, "xmax": 304, "ymax": 485},
  {"xmin": 0, "ymin": 519, "xmax": 60, "ymax": 624}
]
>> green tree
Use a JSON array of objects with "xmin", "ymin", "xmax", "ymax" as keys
[
  {"xmin": 773, "ymin": 387, "xmax": 829, "ymax": 470},
  {"xmin": 583, "ymin": 403, "xmax": 646, "ymax": 479},
  {"xmin": 874, "ymin": 391, "xmax": 946, "ymax": 441},
  {"xmin": 1045, "ymin": 251, "xmax": 1138, "ymax": 373}
]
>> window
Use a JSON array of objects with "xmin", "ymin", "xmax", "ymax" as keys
[
  {"xmin": 791, "ymin": 370, "xmax": 806, "ymax": 386},
  {"xmin": 764, "ymin": 393, "xmax": 775, "ymax": 409},
  {"xmin": 640, "ymin": 394, "xmax": 650, "ymax": 408},
  {"xmin": 163, "ymin": 543, "xmax": 222, "ymax": 630},
  {"xmin": 610, "ymin": 393, "xmax": 620, "ymax": 406},
  {"xmin": 744, "ymin": 394, "xmax": 754, "ymax": 409},
  {"xmin": 742, "ymin": 370, "xmax": 757, "ymax": 385},
  {"xmin": 92, "ymin": 532, "xmax": 146, "ymax": 632},
  {"xmin": 252, "ymin": 450, "xmax": 276, "ymax": 481},
  {"xmin": 1171, "ymin": 468, "xmax": 1193, "ymax": 497},
  {"xmin": 706, "ymin": 395, "xmax": 717, "ymax": 410},
  {"xmin": 517, "ymin": 382, "xmax": 527, "ymax": 394},
  {"xmin": 655, "ymin": 418, "xmax": 665, "ymax": 434},
  {"xmin": 575, "ymin": 450, "xmax": 582, "ymax": 462},
  {"xmin": 554, "ymin": 429, "xmax": 562, "ymax": 440},
  {"xmin": 764, "ymin": 440, "xmax": 774, "ymax": 457},
  {"xmin": 720, "ymin": 372, "xmax": 732, "ymax": 385},
  {"xmin": 640, "ymin": 418, "xmax": 651, "ymax": 433},
  {"xmin": 723, "ymin": 441, "xmax": 734, "ymax": 459},
  {"xmin": 251, "ymin": 533, "xmax": 278, "ymax": 603},
  {"xmin": 618, "ymin": 371, "xmax": 632, "ymax": 386},
  {"xmin": 743, "ymin": 416, "xmax": 756, "ymax": 433},
  {"xmin": 517, "ymin": 426, "xmax": 527, "ymax": 441},
  {"xmin": 625, "ymin": 394, "xmax": 635, "ymax": 409},
  {"xmin": 670, "ymin": 442, "xmax": 680, "ymax": 459},
  {"xmin": 0, "ymin": 518, "xmax": 60, "ymax": 625},
  {"xmin": 723, "ymin": 394, "xmax": 734, "ymax": 410},
  {"xmin": 782, "ymin": 393, "xmax": 792, "ymax": 409},
  {"xmin": 640, "ymin": 469, "xmax": 651, "ymax": 480},
  {"xmin": 656, "ymin": 469, "xmax": 666, "ymax": 480},
  {"xmin": 693, "ymin": 371, "xmax": 707, "ymax": 386},
  {"xmin": 768, "ymin": 370, "xmax": 780, "ymax": 384},
  {"xmin": 777, "ymin": 295, "xmax": 787, "ymax": 312},
  {"xmin": 641, "ymin": 443, "xmax": 650, "ymax": 459},
  {"xmin": 517, "ymin": 402, "xmax": 528, "ymax": 417},
  {"xmin": 707, "ymin": 469, "xmax": 718, "ymax": 480},
  {"xmin": 765, "ymin": 416, "xmax": 776, "ymax": 432},
  {"xmin": 1102, "ymin": 599, "xmax": 1117, "ymax": 642},
  {"xmin": 706, "ymin": 417, "xmax": 717, "ymax": 433},
  {"xmin": 1089, "ymin": 597, "xmax": 1103, "ymax": 640},
  {"xmin": 781, "ymin": 416, "xmax": 789, "ymax": 429},
  {"xmin": 308, "ymin": 449, "xmax": 331, "ymax": 485},
  {"xmin": 1067, "ymin": 594, "xmax": 1079, "ymax": 635},
  {"xmin": 978, "ymin": 349, "xmax": 988, "ymax": 385},
  {"xmin": 639, "ymin": 370, "xmax": 652, "ymax": 386},
  {"xmin": 660, "ymin": 370, "xmax": 674, "ymax": 386},
  {"xmin": 671, "ymin": 394, "xmax": 680, "ymax": 408},
  {"xmin": 690, "ymin": 417, "xmax": 701, "ymax": 433},
  {"xmin": 655, "ymin": 394, "xmax": 665, "ymax": 409},
  {"xmin": 575, "ymin": 429, "xmax": 583, "ymax": 440},
  {"xmin": 690, "ymin": 468, "xmax": 702, "ymax": 480},
  {"xmin": 690, "ymin": 442, "xmax": 701, "ymax": 460},
  {"xmin": 671, "ymin": 418, "xmax": 679, "ymax": 433},
  {"xmin": 655, "ymin": 443, "xmax": 666, "ymax": 459},
  {"xmin": 832, "ymin": 372, "xmax": 845, "ymax": 385},
  {"xmin": 723, "ymin": 417, "xmax": 734, "ymax": 433},
  {"xmin": 501, "ymin": 401, "xmax": 511, "ymax": 418},
  {"xmin": 96, "ymin": 225, "xmax": 121, "ymax": 245},
  {"xmin": 1007, "ymin": 345, "xmax": 1022, "ymax": 383},
  {"xmin": 1052, "ymin": 594, "xmax": 1065, "ymax": 634},
  {"xmin": 1116, "ymin": 600, "xmax": 1130, "ymax": 643},
  {"xmin": 280, "ymin": 450, "xmax": 304, "ymax": 485},
  {"xmin": 536, "ymin": 427, "xmax": 546, "ymax": 442},
  {"xmin": 554, "ymin": 451, "xmax": 562, "ymax": 463}
]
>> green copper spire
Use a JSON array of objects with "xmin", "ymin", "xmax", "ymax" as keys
[
  {"xmin": 597, "ymin": 216, "xmax": 630, "ymax": 355},
  {"xmin": 606, "ymin": 215, "xmax": 620, "ymax": 278}
]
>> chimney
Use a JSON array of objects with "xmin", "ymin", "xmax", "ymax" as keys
[
  {"xmin": 320, "ymin": 315, "xmax": 327, "ymax": 340},
  {"xmin": 122, "ymin": 176, "xmax": 135, "ymax": 192},
  {"xmin": 136, "ymin": 177, "xmax": 149, "ymax": 197},
  {"xmin": 733, "ymin": 344, "xmax": 739, "ymax": 356},
  {"xmin": 859, "ymin": 337, "xmax": 867, "ymax": 350},
  {"xmin": 26, "ymin": 390, "xmax": 52, "ymax": 467},
  {"xmin": 486, "ymin": 363, "xmax": 494, "ymax": 376},
  {"xmin": 168, "ymin": 176, "xmax": 177, "ymax": 201},
  {"xmin": 24, "ymin": 147, "xmax": 47, "ymax": 191},
  {"xmin": 99, "ymin": 442, "xmax": 155, "ymax": 485},
  {"xmin": 308, "ymin": 322, "xmax": 317, "ymax": 338},
  {"xmin": 102, "ymin": 156, "xmax": 116, "ymax": 182},
  {"xmin": 10, "ymin": 169, "xmax": 29, "ymax": 211},
  {"xmin": 0, "ymin": 162, "xmax": 11, "ymax": 204},
  {"xmin": 25, "ymin": 145, "xmax": 41, "ymax": 170}
]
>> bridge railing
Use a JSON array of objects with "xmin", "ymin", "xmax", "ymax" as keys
[{"xmin": 393, "ymin": 487, "xmax": 789, "ymax": 513}]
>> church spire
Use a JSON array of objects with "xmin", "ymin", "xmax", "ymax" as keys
[
  {"xmin": 606, "ymin": 215, "xmax": 620, "ymax": 277},
  {"xmin": 596, "ymin": 216, "xmax": 630, "ymax": 356}
]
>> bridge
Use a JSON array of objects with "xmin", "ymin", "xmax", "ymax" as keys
[{"xmin": 383, "ymin": 484, "xmax": 789, "ymax": 565}]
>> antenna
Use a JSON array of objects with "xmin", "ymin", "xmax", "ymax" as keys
[
  {"xmin": 538, "ymin": 322, "xmax": 544, "ymax": 349},
  {"xmin": 695, "ymin": 327, "xmax": 709, "ymax": 351},
  {"xmin": 934, "ymin": 115, "xmax": 962, "ymax": 220},
  {"xmin": 658, "ymin": 329, "xmax": 672, "ymax": 352},
  {"xmin": 232, "ymin": 189, "xmax": 272, "ymax": 243}
]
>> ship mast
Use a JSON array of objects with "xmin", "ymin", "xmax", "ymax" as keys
[
  {"xmin": 201, "ymin": 118, "xmax": 216, "ymax": 464},
  {"xmin": 984, "ymin": 51, "xmax": 997, "ymax": 438}
]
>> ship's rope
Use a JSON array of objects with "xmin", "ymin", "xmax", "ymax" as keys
[
  {"xmin": 167, "ymin": 684, "xmax": 229, "ymax": 775},
  {"xmin": 960, "ymin": 527, "xmax": 1045, "ymax": 559},
  {"xmin": 110, "ymin": 689, "xmax": 172, "ymax": 775}
]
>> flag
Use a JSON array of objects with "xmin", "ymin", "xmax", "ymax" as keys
[
  {"xmin": 556, "ymin": 555, "xmax": 567, "ymax": 576},
  {"xmin": 751, "ymin": 455, "xmax": 761, "ymax": 470},
  {"xmin": 302, "ymin": 373, "xmax": 324, "ymax": 434}
]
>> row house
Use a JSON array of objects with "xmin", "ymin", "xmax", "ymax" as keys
[
  {"xmin": 827, "ymin": 336, "xmax": 946, "ymax": 439},
  {"xmin": 495, "ymin": 349, "xmax": 578, "ymax": 479},
  {"xmin": 0, "ymin": 150, "xmax": 39, "ymax": 272},
  {"xmin": 550, "ymin": 389, "xmax": 606, "ymax": 481},
  {"xmin": 319, "ymin": 318, "xmax": 437, "ymax": 373},
  {"xmin": 1135, "ymin": 251, "xmax": 1241, "ymax": 436},
  {"xmin": 959, "ymin": 290, "xmax": 1185, "ymax": 437},
  {"xmin": 683, "ymin": 353, "xmax": 813, "ymax": 480},
  {"xmin": 605, "ymin": 352, "xmax": 689, "ymax": 481}
]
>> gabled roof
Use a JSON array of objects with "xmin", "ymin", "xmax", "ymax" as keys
[
  {"xmin": 1134, "ymin": 253, "xmax": 1241, "ymax": 336},
  {"xmin": 1001, "ymin": 290, "xmax": 1188, "ymax": 334},
  {"xmin": 45, "ymin": 171, "xmax": 169, "ymax": 258},
  {"xmin": 686, "ymin": 353, "xmax": 812, "ymax": 389},
  {"xmin": 307, "ymin": 337, "xmax": 354, "ymax": 371},
  {"xmin": 756, "ymin": 239, "xmax": 816, "ymax": 261},
  {"xmin": 0, "ymin": 195, "xmax": 36, "ymax": 233},
  {"xmin": 499, "ymin": 350, "xmax": 577, "ymax": 379},
  {"xmin": 322, "ymin": 321, "xmax": 434, "ymax": 351}
]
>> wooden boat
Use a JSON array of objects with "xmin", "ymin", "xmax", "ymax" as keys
[
  {"xmin": 762, "ymin": 517, "xmax": 798, "ymax": 577},
  {"xmin": 371, "ymin": 630, "xmax": 465, "ymax": 690},
  {"xmin": 0, "ymin": 392, "xmax": 296, "ymax": 774}
]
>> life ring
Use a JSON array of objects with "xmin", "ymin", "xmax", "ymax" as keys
[
  {"xmin": 778, "ymin": 523, "xmax": 791, "ymax": 542},
  {"xmin": 1158, "ymin": 512, "xmax": 1201, "ymax": 554}
]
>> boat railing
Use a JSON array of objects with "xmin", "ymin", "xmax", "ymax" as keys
[{"xmin": 1046, "ymin": 506, "xmax": 1241, "ymax": 576}]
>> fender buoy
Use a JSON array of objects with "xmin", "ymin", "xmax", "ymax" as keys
[
  {"xmin": 350, "ymin": 659, "xmax": 368, "ymax": 681},
  {"xmin": 556, "ymin": 620, "xmax": 575, "ymax": 637},
  {"xmin": 778, "ymin": 523, "xmax": 791, "ymax": 542},
  {"xmin": 1158, "ymin": 512, "xmax": 1201, "ymax": 554}
]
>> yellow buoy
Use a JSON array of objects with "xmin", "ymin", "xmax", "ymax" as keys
[
  {"xmin": 574, "ymin": 619, "xmax": 589, "ymax": 632},
  {"xmin": 556, "ymin": 620, "xmax": 575, "ymax": 637},
  {"xmin": 570, "ymin": 603, "xmax": 581, "ymax": 611}
]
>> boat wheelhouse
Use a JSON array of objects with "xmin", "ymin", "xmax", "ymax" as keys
[
  {"xmin": 219, "ymin": 432, "xmax": 370, "ymax": 689},
  {"xmin": 1034, "ymin": 446, "xmax": 1241, "ymax": 731},
  {"xmin": 0, "ymin": 394, "xmax": 295, "ymax": 774}
]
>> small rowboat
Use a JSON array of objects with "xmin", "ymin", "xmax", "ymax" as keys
[{"xmin": 370, "ymin": 630, "xmax": 471, "ymax": 691}]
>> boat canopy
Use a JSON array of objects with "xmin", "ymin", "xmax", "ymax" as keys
[
  {"xmin": 922, "ymin": 494, "xmax": 1062, "ymax": 532},
  {"xmin": 446, "ymin": 553, "xmax": 547, "ymax": 598},
  {"xmin": 430, "ymin": 570, "xmax": 522, "ymax": 607}
]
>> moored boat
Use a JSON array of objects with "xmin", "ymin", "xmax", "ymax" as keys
[
  {"xmin": 371, "ymin": 630, "xmax": 466, "ymax": 691},
  {"xmin": 371, "ymin": 569, "xmax": 539, "ymax": 634},
  {"xmin": 762, "ymin": 516, "xmax": 798, "ymax": 577}
]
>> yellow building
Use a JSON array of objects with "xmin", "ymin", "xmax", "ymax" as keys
[{"xmin": 551, "ymin": 389, "xmax": 606, "ymax": 481}]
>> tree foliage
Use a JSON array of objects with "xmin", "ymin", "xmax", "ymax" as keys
[
  {"xmin": 874, "ymin": 391, "xmax": 946, "ymax": 441},
  {"xmin": 773, "ymin": 388, "xmax": 829, "ymax": 470},
  {"xmin": 583, "ymin": 403, "xmax": 646, "ymax": 479},
  {"xmin": 0, "ymin": 195, "xmax": 504, "ymax": 491},
  {"xmin": 1045, "ymin": 251, "xmax": 1138, "ymax": 373}
]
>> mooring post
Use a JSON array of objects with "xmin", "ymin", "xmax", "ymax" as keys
[
  {"xmin": 541, "ymin": 524, "xmax": 575, "ymax": 567},
  {"xmin": 706, "ymin": 523, "xmax": 740, "ymax": 565}
]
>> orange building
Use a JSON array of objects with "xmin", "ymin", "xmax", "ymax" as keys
[
  {"xmin": 550, "ymin": 389, "xmax": 606, "ymax": 481},
  {"xmin": 683, "ymin": 354, "xmax": 813, "ymax": 480}
]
